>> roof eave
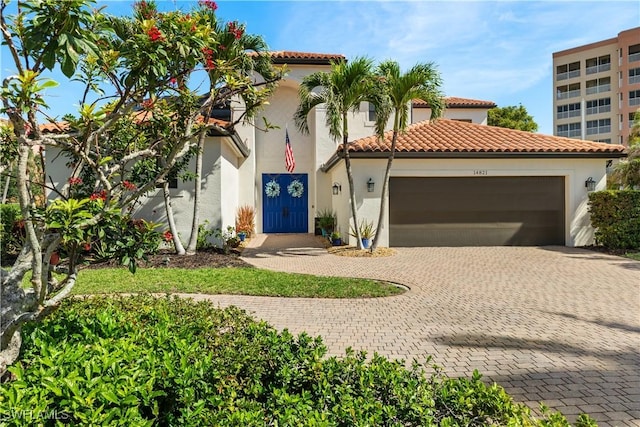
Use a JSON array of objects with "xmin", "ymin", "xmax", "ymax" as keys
[
  {"xmin": 321, "ymin": 150, "xmax": 626, "ymax": 171},
  {"xmin": 208, "ymin": 126, "xmax": 250, "ymax": 158}
]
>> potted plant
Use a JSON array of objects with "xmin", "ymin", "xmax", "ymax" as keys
[
  {"xmin": 237, "ymin": 231, "xmax": 247, "ymax": 242},
  {"xmin": 350, "ymin": 220, "xmax": 376, "ymax": 249},
  {"xmin": 317, "ymin": 209, "xmax": 336, "ymax": 237},
  {"xmin": 330, "ymin": 231, "xmax": 342, "ymax": 246}
]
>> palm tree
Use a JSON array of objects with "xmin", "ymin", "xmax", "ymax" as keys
[
  {"xmin": 369, "ymin": 61, "xmax": 444, "ymax": 250},
  {"xmin": 294, "ymin": 57, "xmax": 382, "ymax": 249},
  {"xmin": 610, "ymin": 109, "xmax": 640, "ymax": 189}
]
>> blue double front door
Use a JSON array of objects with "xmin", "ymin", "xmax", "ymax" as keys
[{"xmin": 262, "ymin": 173, "xmax": 308, "ymax": 233}]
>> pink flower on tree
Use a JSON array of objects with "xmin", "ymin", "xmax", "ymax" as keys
[{"xmin": 198, "ymin": 0, "xmax": 217, "ymax": 11}]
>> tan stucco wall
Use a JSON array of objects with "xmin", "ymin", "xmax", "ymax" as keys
[{"xmin": 413, "ymin": 107, "xmax": 489, "ymax": 125}]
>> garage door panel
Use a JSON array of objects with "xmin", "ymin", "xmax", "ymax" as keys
[{"xmin": 389, "ymin": 177, "xmax": 565, "ymax": 246}]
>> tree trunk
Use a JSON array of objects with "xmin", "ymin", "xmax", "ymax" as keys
[
  {"xmin": 2, "ymin": 172, "xmax": 11, "ymax": 203},
  {"xmin": 343, "ymin": 115, "xmax": 363, "ymax": 249},
  {"xmin": 186, "ymin": 131, "xmax": 206, "ymax": 254},
  {"xmin": 162, "ymin": 181, "xmax": 186, "ymax": 255},
  {"xmin": 371, "ymin": 114, "xmax": 400, "ymax": 251}
]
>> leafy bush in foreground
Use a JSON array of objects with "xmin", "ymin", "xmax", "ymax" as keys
[
  {"xmin": 0, "ymin": 296, "xmax": 596, "ymax": 426},
  {"xmin": 588, "ymin": 190, "xmax": 640, "ymax": 250}
]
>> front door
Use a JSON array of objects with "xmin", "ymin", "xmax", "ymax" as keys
[{"xmin": 262, "ymin": 173, "xmax": 308, "ymax": 233}]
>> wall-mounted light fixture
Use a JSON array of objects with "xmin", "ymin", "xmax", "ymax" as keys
[
  {"xmin": 367, "ymin": 178, "xmax": 375, "ymax": 193},
  {"xmin": 332, "ymin": 182, "xmax": 341, "ymax": 195},
  {"xmin": 585, "ymin": 177, "xmax": 596, "ymax": 192}
]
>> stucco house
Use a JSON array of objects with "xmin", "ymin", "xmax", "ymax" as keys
[{"xmin": 45, "ymin": 51, "xmax": 626, "ymax": 247}]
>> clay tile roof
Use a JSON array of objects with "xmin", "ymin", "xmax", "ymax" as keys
[
  {"xmin": 413, "ymin": 97, "xmax": 497, "ymax": 109},
  {"xmin": 40, "ymin": 121, "xmax": 71, "ymax": 133},
  {"xmin": 349, "ymin": 119, "xmax": 626, "ymax": 157},
  {"xmin": 262, "ymin": 51, "xmax": 345, "ymax": 65}
]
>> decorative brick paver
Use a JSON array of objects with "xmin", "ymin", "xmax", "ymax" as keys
[{"xmin": 189, "ymin": 234, "xmax": 640, "ymax": 426}]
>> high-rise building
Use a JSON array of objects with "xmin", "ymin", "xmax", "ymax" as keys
[{"xmin": 552, "ymin": 27, "xmax": 640, "ymax": 146}]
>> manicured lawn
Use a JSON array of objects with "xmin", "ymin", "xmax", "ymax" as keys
[
  {"xmin": 70, "ymin": 267, "xmax": 404, "ymax": 298},
  {"xmin": 625, "ymin": 252, "xmax": 640, "ymax": 261}
]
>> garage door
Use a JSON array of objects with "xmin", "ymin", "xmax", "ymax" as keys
[{"xmin": 389, "ymin": 177, "xmax": 565, "ymax": 246}]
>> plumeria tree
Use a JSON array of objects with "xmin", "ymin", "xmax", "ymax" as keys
[{"xmin": 0, "ymin": 0, "xmax": 281, "ymax": 371}]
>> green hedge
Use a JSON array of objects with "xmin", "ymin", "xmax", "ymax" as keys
[
  {"xmin": 0, "ymin": 203, "xmax": 22, "ymax": 259},
  {"xmin": 0, "ymin": 296, "xmax": 596, "ymax": 426},
  {"xmin": 588, "ymin": 190, "xmax": 640, "ymax": 249}
]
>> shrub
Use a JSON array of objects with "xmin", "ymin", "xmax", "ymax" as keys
[
  {"xmin": 0, "ymin": 203, "xmax": 22, "ymax": 259},
  {"xmin": 196, "ymin": 220, "xmax": 216, "ymax": 250},
  {"xmin": 0, "ymin": 296, "xmax": 596, "ymax": 426},
  {"xmin": 588, "ymin": 190, "xmax": 640, "ymax": 249},
  {"xmin": 235, "ymin": 205, "xmax": 255, "ymax": 237}
]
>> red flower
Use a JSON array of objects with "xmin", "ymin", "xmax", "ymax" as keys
[
  {"xmin": 169, "ymin": 77, "xmax": 177, "ymax": 85},
  {"xmin": 68, "ymin": 177, "xmax": 83, "ymax": 186},
  {"xmin": 198, "ymin": 0, "xmax": 217, "ymax": 11},
  {"xmin": 228, "ymin": 22, "xmax": 243, "ymax": 39},
  {"xmin": 163, "ymin": 230, "xmax": 173, "ymax": 242},
  {"xmin": 141, "ymin": 98, "xmax": 154, "ymax": 110},
  {"xmin": 147, "ymin": 26, "xmax": 164, "ymax": 42},
  {"xmin": 90, "ymin": 190, "xmax": 107, "ymax": 201},
  {"xmin": 123, "ymin": 180, "xmax": 137, "ymax": 191},
  {"xmin": 83, "ymin": 242, "xmax": 91, "ymax": 251},
  {"xmin": 201, "ymin": 47, "xmax": 216, "ymax": 70}
]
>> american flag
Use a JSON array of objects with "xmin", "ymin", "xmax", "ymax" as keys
[{"xmin": 285, "ymin": 128, "xmax": 295, "ymax": 173}]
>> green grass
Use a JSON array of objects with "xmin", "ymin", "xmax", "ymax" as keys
[
  {"xmin": 69, "ymin": 267, "xmax": 404, "ymax": 298},
  {"xmin": 624, "ymin": 252, "xmax": 640, "ymax": 261}
]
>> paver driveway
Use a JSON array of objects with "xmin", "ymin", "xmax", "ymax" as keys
[{"xmin": 191, "ymin": 234, "xmax": 640, "ymax": 426}]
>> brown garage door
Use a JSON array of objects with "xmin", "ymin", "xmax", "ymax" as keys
[{"xmin": 389, "ymin": 177, "xmax": 565, "ymax": 246}]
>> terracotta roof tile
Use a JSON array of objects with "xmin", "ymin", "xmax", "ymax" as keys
[
  {"xmin": 260, "ymin": 51, "xmax": 345, "ymax": 65},
  {"xmin": 349, "ymin": 119, "xmax": 626, "ymax": 156},
  {"xmin": 265, "ymin": 51, "xmax": 345, "ymax": 60},
  {"xmin": 413, "ymin": 97, "xmax": 497, "ymax": 109}
]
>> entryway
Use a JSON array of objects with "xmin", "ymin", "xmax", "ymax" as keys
[{"xmin": 262, "ymin": 173, "xmax": 308, "ymax": 233}]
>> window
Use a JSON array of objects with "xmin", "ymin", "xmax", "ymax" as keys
[
  {"xmin": 568, "ymin": 122, "xmax": 581, "ymax": 137},
  {"xmin": 557, "ymin": 122, "xmax": 581, "ymax": 137},
  {"xmin": 630, "ymin": 68, "xmax": 640, "ymax": 84},
  {"xmin": 556, "ymin": 83, "xmax": 580, "ymax": 99},
  {"xmin": 629, "ymin": 44, "xmax": 640, "ymax": 63},
  {"xmin": 368, "ymin": 102, "xmax": 376, "ymax": 122},
  {"xmin": 586, "ymin": 98, "xmax": 611, "ymax": 115},
  {"xmin": 586, "ymin": 119, "xmax": 611, "ymax": 135},
  {"xmin": 557, "ymin": 102, "xmax": 580, "ymax": 119},
  {"xmin": 556, "ymin": 61, "xmax": 580, "ymax": 80},
  {"xmin": 586, "ymin": 55, "xmax": 611, "ymax": 74},
  {"xmin": 630, "ymin": 90, "xmax": 640, "ymax": 106},
  {"xmin": 586, "ymin": 77, "xmax": 610, "ymax": 95},
  {"xmin": 595, "ymin": 138, "xmax": 611, "ymax": 144},
  {"xmin": 630, "ymin": 112, "xmax": 638, "ymax": 128},
  {"xmin": 556, "ymin": 124, "xmax": 569, "ymax": 137}
]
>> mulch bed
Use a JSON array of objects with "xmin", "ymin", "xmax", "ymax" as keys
[{"xmin": 82, "ymin": 248, "xmax": 253, "ymax": 270}]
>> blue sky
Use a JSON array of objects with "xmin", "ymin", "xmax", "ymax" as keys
[{"xmin": 2, "ymin": 1, "xmax": 639, "ymax": 135}]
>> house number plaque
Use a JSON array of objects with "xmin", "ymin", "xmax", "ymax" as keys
[{"xmin": 473, "ymin": 170, "xmax": 488, "ymax": 175}]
